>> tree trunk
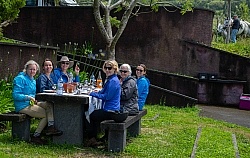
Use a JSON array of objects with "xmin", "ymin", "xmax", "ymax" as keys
[{"xmin": 93, "ymin": 0, "xmax": 138, "ymax": 60}]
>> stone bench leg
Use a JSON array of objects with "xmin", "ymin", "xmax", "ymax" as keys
[
  {"xmin": 108, "ymin": 129, "xmax": 127, "ymax": 152},
  {"xmin": 12, "ymin": 118, "xmax": 31, "ymax": 142},
  {"xmin": 127, "ymin": 119, "xmax": 141, "ymax": 137}
]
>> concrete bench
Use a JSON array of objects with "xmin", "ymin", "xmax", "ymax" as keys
[
  {"xmin": 100, "ymin": 109, "xmax": 147, "ymax": 152},
  {"xmin": 0, "ymin": 112, "xmax": 31, "ymax": 141}
]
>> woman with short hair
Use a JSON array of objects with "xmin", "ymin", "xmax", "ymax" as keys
[
  {"xmin": 12, "ymin": 60, "xmax": 62, "ymax": 145},
  {"xmin": 119, "ymin": 63, "xmax": 139, "ymax": 115}
]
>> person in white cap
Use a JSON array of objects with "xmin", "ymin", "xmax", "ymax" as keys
[{"xmin": 51, "ymin": 56, "xmax": 80, "ymax": 83}]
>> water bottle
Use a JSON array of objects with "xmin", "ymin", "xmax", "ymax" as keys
[
  {"xmin": 90, "ymin": 73, "xmax": 96, "ymax": 86},
  {"xmin": 56, "ymin": 76, "xmax": 63, "ymax": 95},
  {"xmin": 68, "ymin": 72, "xmax": 73, "ymax": 83}
]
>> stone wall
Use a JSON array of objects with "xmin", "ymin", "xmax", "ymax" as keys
[{"xmin": 4, "ymin": 6, "xmax": 214, "ymax": 75}]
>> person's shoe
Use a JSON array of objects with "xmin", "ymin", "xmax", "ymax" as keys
[
  {"xmin": 85, "ymin": 137, "xmax": 103, "ymax": 147},
  {"xmin": 46, "ymin": 125, "xmax": 63, "ymax": 136},
  {"xmin": 30, "ymin": 136, "xmax": 47, "ymax": 145}
]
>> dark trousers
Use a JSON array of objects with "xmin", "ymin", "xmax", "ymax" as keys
[{"xmin": 87, "ymin": 109, "xmax": 112, "ymax": 139}]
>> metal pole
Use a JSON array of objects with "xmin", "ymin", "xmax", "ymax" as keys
[{"xmin": 226, "ymin": 0, "xmax": 231, "ymax": 44}]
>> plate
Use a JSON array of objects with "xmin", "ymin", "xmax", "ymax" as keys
[
  {"xmin": 43, "ymin": 90, "xmax": 55, "ymax": 93},
  {"xmin": 81, "ymin": 91, "xmax": 89, "ymax": 95}
]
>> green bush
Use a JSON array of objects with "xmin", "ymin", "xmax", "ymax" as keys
[
  {"xmin": 0, "ymin": 75, "xmax": 14, "ymax": 113},
  {"xmin": 212, "ymin": 38, "xmax": 250, "ymax": 58}
]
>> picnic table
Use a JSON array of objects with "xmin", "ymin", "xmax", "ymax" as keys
[{"xmin": 36, "ymin": 92, "xmax": 89, "ymax": 145}]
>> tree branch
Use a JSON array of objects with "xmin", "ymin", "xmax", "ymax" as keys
[
  {"xmin": 0, "ymin": 20, "xmax": 12, "ymax": 28},
  {"xmin": 112, "ymin": 0, "xmax": 137, "ymax": 48},
  {"xmin": 110, "ymin": 0, "xmax": 124, "ymax": 10},
  {"xmin": 93, "ymin": 0, "xmax": 111, "ymax": 43}
]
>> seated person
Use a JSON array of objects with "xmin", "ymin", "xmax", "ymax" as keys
[
  {"xmin": 36, "ymin": 58, "xmax": 55, "ymax": 93},
  {"xmin": 51, "ymin": 56, "xmax": 80, "ymax": 83},
  {"xmin": 119, "ymin": 63, "xmax": 139, "ymax": 115},
  {"xmin": 86, "ymin": 60, "xmax": 121, "ymax": 147},
  {"xmin": 12, "ymin": 60, "xmax": 62, "ymax": 145},
  {"xmin": 136, "ymin": 64, "xmax": 150, "ymax": 110}
]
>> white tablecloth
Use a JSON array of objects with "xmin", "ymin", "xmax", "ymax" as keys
[{"xmin": 85, "ymin": 96, "xmax": 102, "ymax": 123}]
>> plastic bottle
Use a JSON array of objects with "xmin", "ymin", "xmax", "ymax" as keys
[
  {"xmin": 56, "ymin": 76, "xmax": 64, "ymax": 95},
  {"xmin": 90, "ymin": 73, "xmax": 96, "ymax": 86},
  {"xmin": 68, "ymin": 72, "xmax": 73, "ymax": 83},
  {"xmin": 96, "ymin": 71, "xmax": 103, "ymax": 89}
]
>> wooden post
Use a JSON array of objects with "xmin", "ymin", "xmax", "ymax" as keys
[{"xmin": 226, "ymin": 0, "xmax": 231, "ymax": 44}]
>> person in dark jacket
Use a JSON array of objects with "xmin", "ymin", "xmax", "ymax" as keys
[
  {"xmin": 136, "ymin": 64, "xmax": 150, "ymax": 111},
  {"xmin": 51, "ymin": 56, "xmax": 80, "ymax": 83},
  {"xmin": 36, "ymin": 58, "xmax": 55, "ymax": 93},
  {"xmin": 231, "ymin": 15, "xmax": 240, "ymax": 43},
  {"xmin": 119, "ymin": 63, "xmax": 139, "ymax": 115},
  {"xmin": 86, "ymin": 60, "xmax": 121, "ymax": 147}
]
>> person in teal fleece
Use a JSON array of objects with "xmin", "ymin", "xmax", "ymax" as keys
[
  {"xmin": 51, "ymin": 56, "xmax": 80, "ymax": 83},
  {"xmin": 86, "ymin": 60, "xmax": 121, "ymax": 147},
  {"xmin": 12, "ymin": 60, "xmax": 62, "ymax": 145},
  {"xmin": 136, "ymin": 64, "xmax": 150, "ymax": 111}
]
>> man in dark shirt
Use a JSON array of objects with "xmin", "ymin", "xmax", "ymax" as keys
[{"xmin": 231, "ymin": 15, "xmax": 240, "ymax": 43}]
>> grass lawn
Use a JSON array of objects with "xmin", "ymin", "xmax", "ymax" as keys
[{"xmin": 0, "ymin": 105, "xmax": 250, "ymax": 158}]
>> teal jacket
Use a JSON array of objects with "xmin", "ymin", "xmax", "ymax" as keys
[
  {"xmin": 137, "ymin": 76, "xmax": 150, "ymax": 110},
  {"xmin": 12, "ymin": 72, "xmax": 36, "ymax": 112}
]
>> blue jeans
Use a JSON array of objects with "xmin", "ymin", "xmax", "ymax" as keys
[{"xmin": 231, "ymin": 29, "xmax": 238, "ymax": 43}]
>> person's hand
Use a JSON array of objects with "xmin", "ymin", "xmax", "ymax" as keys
[
  {"xmin": 75, "ymin": 65, "xmax": 80, "ymax": 76},
  {"xmin": 29, "ymin": 96, "xmax": 37, "ymax": 105}
]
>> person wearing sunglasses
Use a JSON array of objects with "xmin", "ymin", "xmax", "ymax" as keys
[
  {"xmin": 119, "ymin": 64, "xmax": 139, "ymax": 115},
  {"xmin": 136, "ymin": 64, "xmax": 150, "ymax": 111},
  {"xmin": 86, "ymin": 60, "xmax": 121, "ymax": 147},
  {"xmin": 36, "ymin": 58, "xmax": 55, "ymax": 93},
  {"xmin": 12, "ymin": 60, "xmax": 63, "ymax": 145},
  {"xmin": 51, "ymin": 56, "xmax": 80, "ymax": 84}
]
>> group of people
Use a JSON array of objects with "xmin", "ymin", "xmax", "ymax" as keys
[
  {"xmin": 12, "ymin": 56, "xmax": 80, "ymax": 145},
  {"xmin": 12, "ymin": 56, "xmax": 150, "ymax": 147}
]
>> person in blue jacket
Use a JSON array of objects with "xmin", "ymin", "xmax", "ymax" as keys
[
  {"xmin": 12, "ymin": 60, "xmax": 62, "ymax": 145},
  {"xmin": 86, "ymin": 60, "xmax": 121, "ymax": 147},
  {"xmin": 51, "ymin": 56, "xmax": 80, "ymax": 83},
  {"xmin": 136, "ymin": 64, "xmax": 150, "ymax": 111},
  {"xmin": 36, "ymin": 58, "xmax": 55, "ymax": 93}
]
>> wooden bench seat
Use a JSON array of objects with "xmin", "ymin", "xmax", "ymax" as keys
[
  {"xmin": 101, "ymin": 109, "xmax": 147, "ymax": 152},
  {"xmin": 0, "ymin": 111, "xmax": 31, "ymax": 141}
]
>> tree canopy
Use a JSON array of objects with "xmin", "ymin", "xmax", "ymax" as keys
[{"xmin": 0, "ymin": 0, "xmax": 26, "ymax": 38}]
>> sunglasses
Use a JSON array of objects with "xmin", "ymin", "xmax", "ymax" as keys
[
  {"xmin": 120, "ymin": 70, "xmax": 128, "ymax": 73},
  {"xmin": 136, "ymin": 69, "xmax": 144, "ymax": 72},
  {"xmin": 104, "ymin": 66, "xmax": 112, "ymax": 70},
  {"xmin": 62, "ymin": 61, "xmax": 70, "ymax": 65}
]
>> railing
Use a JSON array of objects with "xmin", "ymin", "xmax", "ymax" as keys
[{"xmin": 57, "ymin": 52, "xmax": 198, "ymax": 107}]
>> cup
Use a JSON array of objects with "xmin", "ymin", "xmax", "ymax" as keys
[
  {"xmin": 63, "ymin": 83, "xmax": 68, "ymax": 92},
  {"xmin": 67, "ymin": 84, "xmax": 74, "ymax": 93}
]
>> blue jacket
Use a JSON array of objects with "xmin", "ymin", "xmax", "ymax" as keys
[
  {"xmin": 12, "ymin": 72, "xmax": 36, "ymax": 112},
  {"xmin": 51, "ymin": 68, "xmax": 80, "ymax": 83},
  {"xmin": 137, "ymin": 76, "xmax": 150, "ymax": 110},
  {"xmin": 90, "ymin": 74, "xmax": 120, "ymax": 112},
  {"xmin": 36, "ymin": 73, "xmax": 54, "ymax": 93}
]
